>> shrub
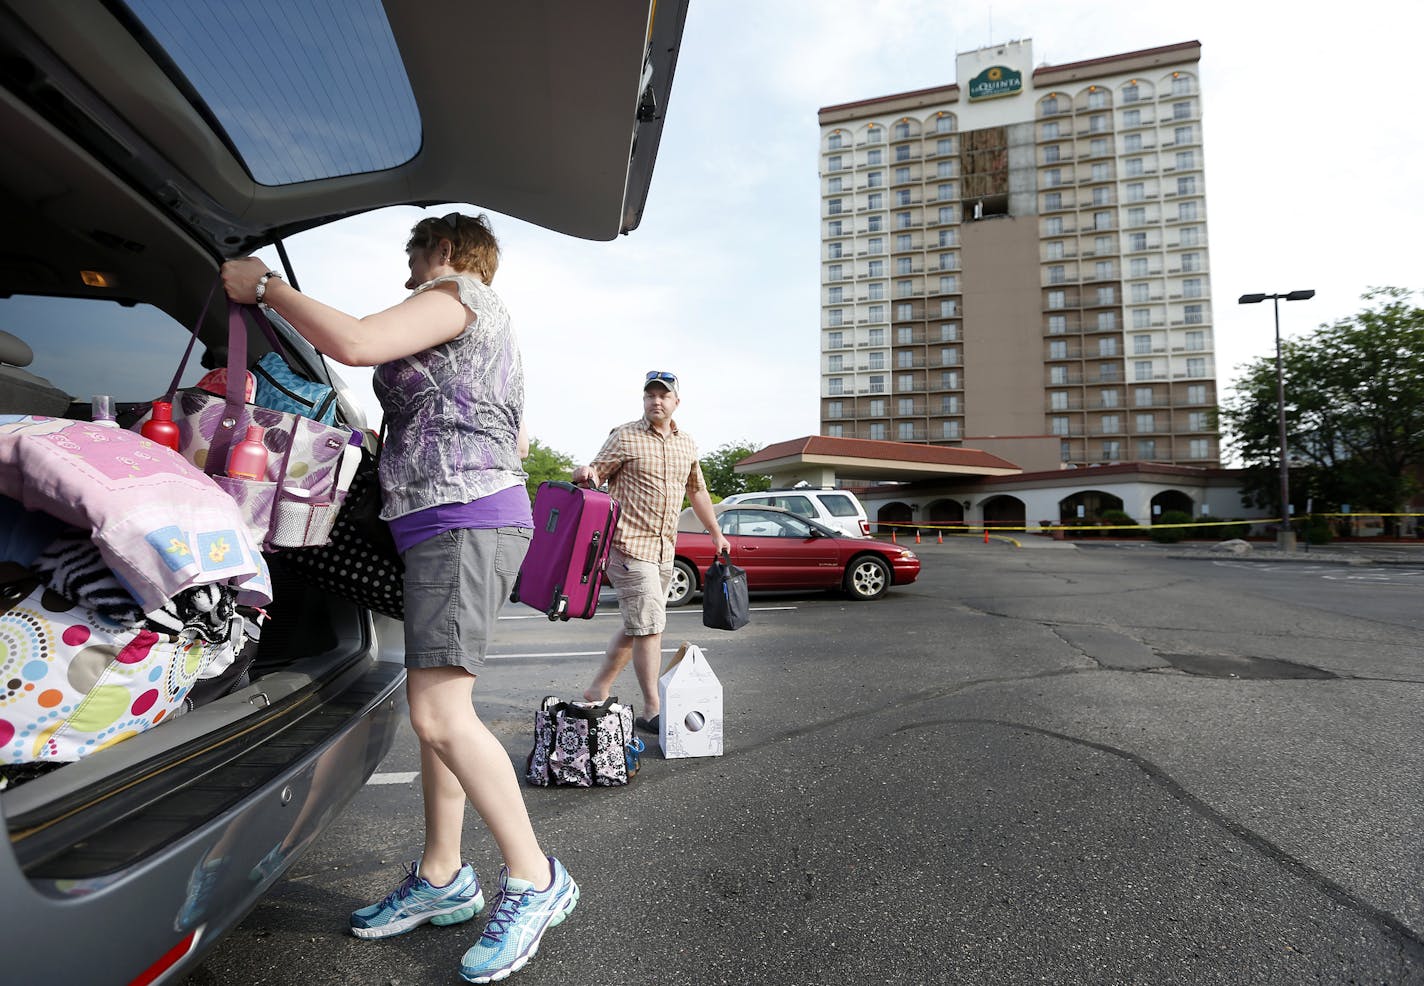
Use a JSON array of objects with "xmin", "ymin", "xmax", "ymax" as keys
[
  {"xmin": 1194, "ymin": 514, "xmax": 1250, "ymax": 540},
  {"xmin": 1152, "ymin": 509, "xmax": 1192, "ymax": 543},
  {"xmin": 1305, "ymin": 515, "xmax": 1332, "ymax": 545},
  {"xmin": 1098, "ymin": 509, "xmax": 1139, "ymax": 537}
]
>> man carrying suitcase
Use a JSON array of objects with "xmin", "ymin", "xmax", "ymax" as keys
[{"xmin": 571, "ymin": 371, "xmax": 729, "ymax": 733}]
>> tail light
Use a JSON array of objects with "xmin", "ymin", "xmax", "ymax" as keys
[{"xmin": 859, "ymin": 520, "xmax": 870, "ymax": 536}]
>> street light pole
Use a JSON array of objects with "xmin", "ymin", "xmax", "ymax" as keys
[{"xmin": 1238, "ymin": 289, "xmax": 1315, "ymax": 552}]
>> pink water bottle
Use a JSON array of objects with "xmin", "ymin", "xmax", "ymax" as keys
[
  {"xmin": 227, "ymin": 425, "xmax": 269, "ymax": 480},
  {"xmin": 141, "ymin": 400, "xmax": 180, "ymax": 450}
]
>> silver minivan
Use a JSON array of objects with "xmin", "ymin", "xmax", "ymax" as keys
[
  {"xmin": 0, "ymin": 2, "xmax": 688, "ymax": 983},
  {"xmin": 721, "ymin": 489, "xmax": 872, "ymax": 538}
]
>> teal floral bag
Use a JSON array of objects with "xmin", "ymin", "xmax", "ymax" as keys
[{"xmin": 252, "ymin": 351, "xmax": 338, "ymax": 425}]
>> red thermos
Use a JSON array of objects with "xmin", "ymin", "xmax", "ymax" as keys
[{"xmin": 141, "ymin": 400, "xmax": 180, "ymax": 450}]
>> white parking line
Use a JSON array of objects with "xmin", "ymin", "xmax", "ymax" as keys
[{"xmin": 368, "ymin": 771, "xmax": 419, "ymax": 785}]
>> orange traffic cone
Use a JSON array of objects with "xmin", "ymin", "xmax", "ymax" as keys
[
  {"xmin": 983, "ymin": 528, "xmax": 990, "ymax": 544},
  {"xmin": 915, "ymin": 529, "xmax": 921, "ymax": 544},
  {"xmin": 891, "ymin": 529, "xmax": 897, "ymax": 544},
  {"xmin": 937, "ymin": 530, "xmax": 943, "ymax": 544}
]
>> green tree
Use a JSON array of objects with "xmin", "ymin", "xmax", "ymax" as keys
[
  {"xmin": 1219, "ymin": 288, "xmax": 1424, "ymax": 521},
  {"xmin": 700, "ymin": 441, "xmax": 771, "ymax": 499},
  {"xmin": 522, "ymin": 437, "xmax": 576, "ymax": 500}
]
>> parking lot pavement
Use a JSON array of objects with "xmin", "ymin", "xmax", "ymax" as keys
[{"xmin": 188, "ymin": 540, "xmax": 1424, "ymax": 986}]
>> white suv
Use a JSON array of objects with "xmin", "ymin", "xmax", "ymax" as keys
[{"xmin": 720, "ymin": 489, "xmax": 871, "ymax": 538}]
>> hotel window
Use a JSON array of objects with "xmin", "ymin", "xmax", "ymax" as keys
[
  {"xmin": 1127, "ymin": 206, "xmax": 1146, "ymax": 227},
  {"xmin": 869, "ymin": 376, "xmax": 885, "ymax": 393},
  {"xmin": 1136, "ymin": 413, "xmax": 1156, "ymax": 433},
  {"xmin": 869, "ymin": 399, "xmax": 886, "ymax": 415},
  {"xmin": 940, "ymin": 347, "xmax": 959, "ymax": 365},
  {"xmin": 1045, "ymin": 217, "xmax": 1064, "ymax": 236},
  {"xmin": 868, "ymin": 260, "xmax": 885, "ymax": 277},
  {"xmin": 1100, "ymin": 388, "xmax": 1120, "ymax": 407},
  {"xmin": 1102, "ymin": 439, "xmax": 1122, "ymax": 460},
  {"xmin": 940, "ymin": 251, "xmax": 958, "ymax": 270},
  {"xmin": 939, "ymin": 275, "xmax": 957, "ymax": 293},
  {"xmin": 943, "ymin": 370, "xmax": 961, "ymax": 388},
  {"xmin": 868, "ymin": 328, "xmax": 885, "ymax": 345},
  {"xmin": 1096, "ymin": 286, "xmax": 1115, "ymax": 305},
  {"xmin": 867, "ymin": 192, "xmax": 884, "ymax": 209},
  {"xmin": 938, "ymin": 229, "xmax": 958, "ymax": 246},
  {"xmin": 1173, "ymin": 126, "xmax": 1193, "ymax": 146},
  {"xmin": 935, "ymin": 183, "xmax": 954, "ymax": 202},
  {"xmin": 1050, "ymin": 391, "xmax": 1069, "ymax": 410},
  {"xmin": 1134, "ymin": 386, "xmax": 1154, "ymax": 406},
  {"xmin": 1189, "ymin": 438, "xmax": 1209, "ymax": 459},
  {"xmin": 896, "ymin": 279, "xmax": 913, "ymax": 297},
  {"xmin": 935, "ymin": 115, "xmax": 955, "ymax": 134},
  {"xmin": 828, "ymin": 134, "xmax": 844, "ymax": 149},
  {"xmin": 898, "ymin": 397, "xmax": 914, "ymax": 415},
  {"xmin": 937, "ymin": 206, "xmax": 955, "ymax": 224},
  {"xmin": 1088, "ymin": 113, "xmax": 1107, "ymax": 133},
  {"xmin": 896, "ymin": 302, "xmax": 913, "ymax": 319},
  {"xmin": 895, "ymin": 211, "xmax": 913, "ymax": 229},
  {"xmin": 866, "ymin": 127, "xmax": 883, "ymax": 144},
  {"xmin": 1129, "ymin": 231, "xmax": 1147, "ymax": 251},
  {"xmin": 827, "ymin": 400, "xmax": 843, "ymax": 417},
  {"xmin": 828, "ymin": 177, "xmax": 842, "ymax": 194},
  {"xmin": 897, "ymin": 326, "xmax": 914, "ymax": 344},
  {"xmin": 1137, "ymin": 439, "xmax": 1157, "ymax": 459},
  {"xmin": 1187, "ymin": 384, "xmax": 1207, "ymax": 403},
  {"xmin": 828, "ymin": 310, "xmax": 844, "ymax": 326},
  {"xmin": 1090, "ymin": 138, "xmax": 1109, "ymax": 157},
  {"xmin": 897, "ymin": 422, "xmax": 915, "ymax": 440},
  {"xmin": 1050, "ymin": 416, "xmax": 1070, "ymax": 436},
  {"xmin": 1098, "ymin": 337, "xmax": 1118, "ymax": 357},
  {"xmin": 1047, "ymin": 290, "xmax": 1066, "ymax": 309},
  {"xmin": 1045, "ymin": 191, "xmax": 1062, "ymax": 211},
  {"xmin": 1087, "ymin": 89, "xmax": 1107, "ymax": 109},
  {"xmin": 1133, "ymin": 334, "xmax": 1151, "ymax": 354},
  {"xmin": 868, "ymin": 423, "xmax": 887, "ymax": 440},
  {"xmin": 828, "ymin": 287, "xmax": 843, "ymax": 304},
  {"xmin": 1048, "ymin": 314, "xmax": 1067, "ymax": 334},
  {"xmin": 936, "ymin": 137, "xmax": 954, "ymax": 155},
  {"xmin": 826, "ymin": 424, "xmax": 843, "ymax": 438},
  {"xmin": 825, "ymin": 154, "xmax": 844, "ymax": 170},
  {"xmin": 1185, "ymin": 305, "xmax": 1203, "ymax": 325},
  {"xmin": 895, "ymin": 189, "xmax": 911, "ymax": 206},
  {"xmin": 1060, "ymin": 441, "xmax": 1073, "ymax": 462},
  {"xmin": 1188, "ymin": 411, "xmax": 1209, "ymax": 430},
  {"xmin": 893, "ymin": 121, "xmax": 910, "ymax": 140},
  {"xmin": 1172, "ymin": 101, "xmax": 1192, "ymax": 120},
  {"xmin": 896, "ymin": 257, "xmax": 912, "ymax": 274},
  {"xmin": 1123, "ymin": 108, "xmax": 1141, "ymax": 127},
  {"xmin": 936, "ymin": 160, "xmax": 956, "ymax": 179},
  {"xmin": 1049, "ymin": 340, "xmax": 1068, "ymax": 359},
  {"xmin": 895, "ymin": 145, "xmax": 911, "ymax": 162},
  {"xmin": 868, "ymin": 215, "xmax": 884, "ymax": 232},
  {"xmin": 1042, "ymin": 95, "xmax": 1060, "ymax": 114},
  {"xmin": 828, "ymin": 331, "xmax": 844, "ymax": 350},
  {"xmin": 1181, "ymin": 252, "xmax": 1201, "ymax": 273},
  {"xmin": 1045, "ymin": 241, "xmax": 1064, "ymax": 261},
  {"xmin": 939, "ymin": 323, "xmax": 959, "ymax": 341},
  {"xmin": 1123, "ymin": 83, "xmax": 1139, "ymax": 103},
  {"xmin": 940, "ymin": 299, "xmax": 958, "ymax": 317},
  {"xmin": 1130, "ymin": 258, "xmax": 1148, "ymax": 277},
  {"xmin": 942, "ymin": 395, "xmax": 960, "ymax": 414},
  {"xmin": 828, "ymin": 224, "xmax": 843, "ymax": 241},
  {"xmin": 1180, "ymin": 226, "xmax": 1202, "ymax": 247},
  {"xmin": 1094, "ymin": 260, "xmax": 1112, "ymax": 279},
  {"xmin": 1093, "ymin": 211, "xmax": 1112, "ymax": 230},
  {"xmin": 827, "ymin": 354, "xmax": 843, "ymax": 372},
  {"xmin": 868, "ymin": 352, "xmax": 885, "ymax": 369},
  {"xmin": 828, "ymin": 199, "xmax": 843, "ymax": 215},
  {"xmin": 895, "ymin": 233, "xmax": 912, "ymax": 251},
  {"xmin": 1124, "ymin": 133, "xmax": 1143, "ymax": 153},
  {"xmin": 1126, "ymin": 182, "xmax": 1145, "ymax": 202},
  {"xmin": 828, "ymin": 263, "xmax": 843, "ymax": 281},
  {"xmin": 1172, "ymin": 75, "xmax": 1192, "ymax": 96},
  {"xmin": 897, "ymin": 373, "xmax": 915, "ymax": 391},
  {"xmin": 1048, "ymin": 264, "xmax": 1065, "ymax": 284},
  {"xmin": 1050, "ymin": 366, "xmax": 1068, "ymax": 384},
  {"xmin": 1097, "ymin": 312, "xmax": 1117, "ymax": 332},
  {"xmin": 1175, "ymin": 150, "xmax": 1195, "ymax": 170},
  {"xmin": 1092, "ymin": 187, "xmax": 1111, "ymax": 207},
  {"xmin": 868, "ymin": 303, "xmax": 885, "ymax": 321},
  {"xmin": 1132, "ymin": 308, "xmax": 1149, "ymax": 328},
  {"xmin": 1044, "ymin": 144, "xmax": 1060, "ymax": 163},
  {"xmin": 1101, "ymin": 414, "xmax": 1121, "ymax": 433},
  {"xmin": 1131, "ymin": 283, "xmax": 1150, "ymax": 303},
  {"xmin": 1045, "ymin": 167, "xmax": 1062, "ymax": 186},
  {"xmin": 1125, "ymin": 158, "xmax": 1144, "ymax": 177},
  {"xmin": 943, "ymin": 420, "xmax": 961, "ymax": 439},
  {"xmin": 828, "ymin": 378, "xmax": 844, "ymax": 395},
  {"xmin": 1177, "ymin": 176, "xmax": 1197, "ymax": 196},
  {"xmin": 1187, "ymin": 357, "xmax": 1206, "ymax": 377},
  {"xmin": 868, "ymin": 282, "xmax": 885, "ymax": 299},
  {"xmin": 1134, "ymin": 362, "xmax": 1153, "ymax": 383},
  {"xmin": 1042, "ymin": 120, "xmax": 1060, "ymax": 139},
  {"xmin": 1183, "ymin": 278, "xmax": 1202, "ymax": 298}
]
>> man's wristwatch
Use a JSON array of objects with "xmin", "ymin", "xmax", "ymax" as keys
[{"xmin": 255, "ymin": 270, "xmax": 282, "ymax": 306}]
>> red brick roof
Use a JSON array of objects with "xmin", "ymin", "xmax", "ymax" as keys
[{"xmin": 738, "ymin": 435, "xmax": 1019, "ymax": 471}]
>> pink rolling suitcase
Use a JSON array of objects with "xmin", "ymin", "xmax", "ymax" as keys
[{"xmin": 512, "ymin": 481, "xmax": 620, "ymax": 620}]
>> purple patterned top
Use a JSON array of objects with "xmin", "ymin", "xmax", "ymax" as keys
[{"xmin": 373, "ymin": 274, "xmax": 527, "ymax": 520}]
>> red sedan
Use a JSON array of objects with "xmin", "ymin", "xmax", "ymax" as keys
[{"xmin": 669, "ymin": 505, "xmax": 920, "ymax": 606}]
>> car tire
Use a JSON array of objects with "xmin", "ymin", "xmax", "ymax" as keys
[
  {"xmin": 843, "ymin": 554, "xmax": 890, "ymax": 601},
  {"xmin": 666, "ymin": 559, "xmax": 697, "ymax": 607}
]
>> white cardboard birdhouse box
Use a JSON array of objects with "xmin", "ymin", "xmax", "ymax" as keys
[{"xmin": 658, "ymin": 642, "xmax": 723, "ymax": 758}]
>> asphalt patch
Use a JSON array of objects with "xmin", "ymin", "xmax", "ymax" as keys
[{"xmin": 1157, "ymin": 652, "xmax": 1338, "ymax": 680}]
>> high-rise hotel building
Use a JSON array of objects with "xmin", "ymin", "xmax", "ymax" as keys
[{"xmin": 817, "ymin": 40, "xmax": 1218, "ymax": 470}]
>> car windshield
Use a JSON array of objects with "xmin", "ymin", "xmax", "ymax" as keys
[{"xmin": 819, "ymin": 494, "xmax": 861, "ymax": 517}]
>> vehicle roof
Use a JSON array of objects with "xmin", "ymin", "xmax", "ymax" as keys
[{"xmin": 0, "ymin": 0, "xmax": 687, "ymax": 331}]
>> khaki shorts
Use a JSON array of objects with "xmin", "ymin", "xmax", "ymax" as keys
[{"xmin": 604, "ymin": 545, "xmax": 674, "ymax": 636}]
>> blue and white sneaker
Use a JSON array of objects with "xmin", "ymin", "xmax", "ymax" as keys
[
  {"xmin": 350, "ymin": 861, "xmax": 484, "ymax": 940},
  {"xmin": 459, "ymin": 857, "xmax": 579, "ymax": 983}
]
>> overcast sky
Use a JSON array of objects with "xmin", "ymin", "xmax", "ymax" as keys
[{"xmin": 264, "ymin": 0, "xmax": 1424, "ymax": 466}]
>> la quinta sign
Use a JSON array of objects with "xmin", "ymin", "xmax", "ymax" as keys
[{"xmin": 968, "ymin": 65, "xmax": 1022, "ymax": 101}]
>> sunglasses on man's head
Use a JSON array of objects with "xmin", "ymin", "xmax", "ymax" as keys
[
  {"xmin": 442, "ymin": 212, "xmax": 461, "ymax": 232},
  {"xmin": 645, "ymin": 371, "xmax": 678, "ymax": 385}
]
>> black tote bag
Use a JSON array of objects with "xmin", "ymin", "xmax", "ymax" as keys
[{"xmin": 702, "ymin": 550, "xmax": 749, "ymax": 631}]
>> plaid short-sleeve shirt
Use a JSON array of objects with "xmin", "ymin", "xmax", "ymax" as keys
[{"xmin": 589, "ymin": 418, "xmax": 706, "ymax": 564}]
